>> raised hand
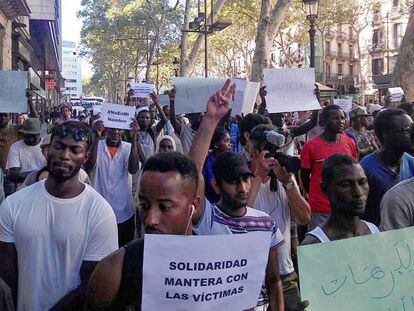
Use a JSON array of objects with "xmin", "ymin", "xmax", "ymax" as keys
[
  {"xmin": 150, "ymin": 93, "xmax": 158, "ymax": 105},
  {"xmin": 130, "ymin": 118, "xmax": 140, "ymax": 138},
  {"xmin": 206, "ymin": 79, "xmax": 236, "ymax": 123},
  {"xmin": 93, "ymin": 120, "xmax": 105, "ymax": 137},
  {"xmin": 259, "ymin": 86, "xmax": 267, "ymax": 100}
]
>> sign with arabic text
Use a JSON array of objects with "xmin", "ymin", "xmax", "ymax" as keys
[{"xmin": 298, "ymin": 227, "xmax": 414, "ymax": 311}]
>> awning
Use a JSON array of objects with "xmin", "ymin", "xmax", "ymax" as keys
[{"xmin": 0, "ymin": 0, "xmax": 30, "ymax": 18}]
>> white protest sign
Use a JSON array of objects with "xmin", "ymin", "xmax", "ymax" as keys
[
  {"xmin": 0, "ymin": 71, "xmax": 29, "ymax": 113},
  {"xmin": 243, "ymin": 82, "xmax": 260, "ymax": 115},
  {"xmin": 263, "ymin": 68, "xmax": 321, "ymax": 113},
  {"xmin": 142, "ymin": 232, "xmax": 271, "ymax": 311},
  {"xmin": 101, "ymin": 103, "xmax": 136, "ymax": 130},
  {"xmin": 130, "ymin": 83, "xmax": 155, "ymax": 99},
  {"xmin": 388, "ymin": 87, "xmax": 404, "ymax": 102},
  {"xmin": 158, "ymin": 94, "xmax": 170, "ymax": 107},
  {"xmin": 333, "ymin": 98, "xmax": 353, "ymax": 112}
]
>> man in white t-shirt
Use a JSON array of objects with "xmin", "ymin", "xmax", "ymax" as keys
[
  {"xmin": 248, "ymin": 124, "xmax": 311, "ymax": 311},
  {"xmin": 0, "ymin": 121, "xmax": 118, "ymax": 311},
  {"xmin": 87, "ymin": 119, "xmax": 140, "ymax": 247},
  {"xmin": 6, "ymin": 118, "xmax": 45, "ymax": 184},
  {"xmin": 188, "ymin": 80, "xmax": 284, "ymax": 310}
]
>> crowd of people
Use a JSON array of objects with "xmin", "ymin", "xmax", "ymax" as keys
[{"xmin": 0, "ymin": 80, "xmax": 413, "ymax": 311}]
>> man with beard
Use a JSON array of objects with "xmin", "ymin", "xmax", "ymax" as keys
[
  {"xmin": 0, "ymin": 121, "xmax": 118, "ymax": 310},
  {"xmin": 302, "ymin": 154, "xmax": 379, "ymax": 245},
  {"xmin": 6, "ymin": 118, "xmax": 46, "ymax": 184},
  {"xmin": 189, "ymin": 80, "xmax": 285, "ymax": 310}
]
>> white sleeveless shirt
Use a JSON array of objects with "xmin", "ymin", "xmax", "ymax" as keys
[{"xmin": 306, "ymin": 221, "xmax": 380, "ymax": 243}]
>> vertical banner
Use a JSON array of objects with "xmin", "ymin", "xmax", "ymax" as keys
[{"xmin": 142, "ymin": 232, "xmax": 272, "ymax": 311}]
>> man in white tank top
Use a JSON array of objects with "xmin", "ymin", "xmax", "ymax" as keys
[{"xmin": 302, "ymin": 154, "xmax": 379, "ymax": 245}]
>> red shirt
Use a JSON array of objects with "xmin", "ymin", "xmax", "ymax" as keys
[{"xmin": 301, "ymin": 133, "xmax": 358, "ymax": 214}]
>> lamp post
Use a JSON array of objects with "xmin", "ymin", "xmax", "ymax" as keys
[
  {"xmin": 302, "ymin": 0, "xmax": 319, "ymax": 68},
  {"xmin": 184, "ymin": 0, "xmax": 231, "ymax": 77},
  {"xmin": 172, "ymin": 57, "xmax": 180, "ymax": 77},
  {"xmin": 338, "ymin": 73, "xmax": 343, "ymax": 97}
]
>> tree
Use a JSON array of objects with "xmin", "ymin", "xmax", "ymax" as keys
[{"xmin": 392, "ymin": 4, "xmax": 414, "ymax": 100}]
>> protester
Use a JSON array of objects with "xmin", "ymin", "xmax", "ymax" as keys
[
  {"xmin": 54, "ymin": 104, "xmax": 73, "ymax": 124},
  {"xmin": 345, "ymin": 107, "xmax": 378, "ymax": 159},
  {"xmin": 6, "ymin": 118, "xmax": 46, "ymax": 184},
  {"xmin": 156, "ymin": 135, "xmax": 177, "ymax": 153},
  {"xmin": 84, "ymin": 152, "xmax": 200, "ymax": 310},
  {"xmin": 203, "ymin": 127, "xmax": 232, "ymax": 203},
  {"xmin": 0, "ymin": 170, "xmax": 4, "ymax": 204},
  {"xmin": 87, "ymin": 119, "xmax": 140, "ymax": 247},
  {"xmin": 248, "ymin": 124, "xmax": 311, "ymax": 311},
  {"xmin": 189, "ymin": 80, "xmax": 285, "ymax": 310},
  {"xmin": 14, "ymin": 114, "xmax": 25, "ymax": 126},
  {"xmin": 0, "ymin": 113, "xmax": 19, "ymax": 172},
  {"xmin": 0, "ymin": 121, "xmax": 118, "ymax": 310},
  {"xmin": 301, "ymin": 105, "xmax": 358, "ymax": 230},
  {"xmin": 380, "ymin": 176, "xmax": 414, "ymax": 230},
  {"xmin": 302, "ymin": 154, "xmax": 379, "ymax": 245},
  {"xmin": 21, "ymin": 134, "xmax": 91, "ymax": 188},
  {"xmin": 135, "ymin": 94, "xmax": 168, "ymax": 162},
  {"xmin": 361, "ymin": 109, "xmax": 414, "ymax": 226}
]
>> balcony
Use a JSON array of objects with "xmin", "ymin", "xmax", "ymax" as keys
[
  {"xmin": 0, "ymin": 0, "xmax": 30, "ymax": 18},
  {"xmin": 349, "ymin": 53, "xmax": 357, "ymax": 61},
  {"xmin": 326, "ymin": 50, "xmax": 337, "ymax": 57},
  {"xmin": 368, "ymin": 43, "xmax": 385, "ymax": 54},
  {"xmin": 372, "ymin": 12, "xmax": 383, "ymax": 26},
  {"xmin": 389, "ymin": 5, "xmax": 403, "ymax": 19},
  {"xmin": 337, "ymin": 51, "xmax": 349, "ymax": 59},
  {"xmin": 326, "ymin": 74, "xmax": 355, "ymax": 84}
]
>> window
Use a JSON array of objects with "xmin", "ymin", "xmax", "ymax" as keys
[
  {"xmin": 338, "ymin": 64, "xmax": 343, "ymax": 74},
  {"xmin": 66, "ymin": 79, "xmax": 77, "ymax": 83},
  {"xmin": 372, "ymin": 58, "xmax": 384, "ymax": 75},
  {"xmin": 349, "ymin": 64, "xmax": 354, "ymax": 76},
  {"xmin": 393, "ymin": 23, "xmax": 402, "ymax": 48},
  {"xmin": 326, "ymin": 64, "xmax": 331, "ymax": 77}
]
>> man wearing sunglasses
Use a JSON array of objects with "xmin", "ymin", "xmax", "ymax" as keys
[
  {"xmin": 361, "ymin": 108, "xmax": 414, "ymax": 226},
  {"xmin": 0, "ymin": 121, "xmax": 118, "ymax": 310}
]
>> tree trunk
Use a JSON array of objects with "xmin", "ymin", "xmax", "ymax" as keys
[
  {"xmin": 181, "ymin": 0, "xmax": 227, "ymax": 76},
  {"xmin": 180, "ymin": 0, "xmax": 192, "ymax": 76},
  {"xmin": 392, "ymin": 6, "xmax": 414, "ymax": 101},
  {"xmin": 250, "ymin": 0, "xmax": 292, "ymax": 82}
]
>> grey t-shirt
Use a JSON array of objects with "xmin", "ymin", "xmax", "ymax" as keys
[{"xmin": 380, "ymin": 177, "xmax": 414, "ymax": 231}]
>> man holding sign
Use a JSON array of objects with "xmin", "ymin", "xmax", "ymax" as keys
[
  {"xmin": 189, "ymin": 80, "xmax": 285, "ymax": 310},
  {"xmin": 86, "ymin": 118, "xmax": 140, "ymax": 247}
]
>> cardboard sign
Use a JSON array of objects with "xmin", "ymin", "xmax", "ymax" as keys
[
  {"xmin": 298, "ymin": 227, "xmax": 414, "ymax": 311},
  {"xmin": 130, "ymin": 83, "xmax": 155, "ymax": 99},
  {"xmin": 101, "ymin": 103, "xmax": 136, "ymax": 130},
  {"xmin": 142, "ymin": 232, "xmax": 271, "ymax": 311},
  {"xmin": 0, "ymin": 71, "xmax": 29, "ymax": 113},
  {"xmin": 263, "ymin": 68, "xmax": 321, "ymax": 113},
  {"xmin": 388, "ymin": 87, "xmax": 404, "ymax": 102},
  {"xmin": 333, "ymin": 98, "xmax": 353, "ymax": 113},
  {"xmin": 172, "ymin": 77, "xmax": 256, "ymax": 116}
]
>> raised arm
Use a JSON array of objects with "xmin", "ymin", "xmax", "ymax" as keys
[
  {"xmin": 84, "ymin": 121, "xmax": 104, "ymax": 174},
  {"xmin": 168, "ymin": 89, "xmax": 182, "ymax": 135},
  {"xmin": 151, "ymin": 94, "xmax": 168, "ymax": 134},
  {"xmin": 128, "ymin": 119, "xmax": 140, "ymax": 175},
  {"xmin": 26, "ymin": 90, "xmax": 39, "ymax": 119},
  {"xmin": 188, "ymin": 79, "xmax": 236, "ymax": 224}
]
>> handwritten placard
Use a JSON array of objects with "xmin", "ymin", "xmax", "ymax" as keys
[
  {"xmin": 101, "ymin": 103, "xmax": 135, "ymax": 130},
  {"xmin": 263, "ymin": 68, "xmax": 321, "ymax": 113},
  {"xmin": 142, "ymin": 232, "xmax": 271, "ymax": 311},
  {"xmin": 333, "ymin": 98, "xmax": 353, "ymax": 112},
  {"xmin": 298, "ymin": 227, "xmax": 414, "ymax": 311},
  {"xmin": 130, "ymin": 83, "xmax": 155, "ymax": 99}
]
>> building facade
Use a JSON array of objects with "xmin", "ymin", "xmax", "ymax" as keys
[
  {"xmin": 315, "ymin": 24, "xmax": 361, "ymax": 96},
  {"xmin": 359, "ymin": 0, "xmax": 410, "ymax": 99},
  {"xmin": 62, "ymin": 40, "xmax": 82, "ymax": 98}
]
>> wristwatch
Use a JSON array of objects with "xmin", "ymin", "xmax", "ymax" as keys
[{"xmin": 282, "ymin": 181, "xmax": 294, "ymax": 190}]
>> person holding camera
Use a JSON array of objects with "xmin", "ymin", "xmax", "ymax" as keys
[{"xmin": 247, "ymin": 124, "xmax": 311, "ymax": 311}]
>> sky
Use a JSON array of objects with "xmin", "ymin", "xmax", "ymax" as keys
[{"xmin": 61, "ymin": 0, "xmax": 93, "ymax": 79}]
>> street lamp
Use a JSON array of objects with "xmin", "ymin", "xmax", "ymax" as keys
[
  {"xmin": 337, "ymin": 73, "xmax": 343, "ymax": 96},
  {"xmin": 172, "ymin": 57, "xmax": 180, "ymax": 77},
  {"xmin": 184, "ymin": 0, "xmax": 231, "ymax": 77},
  {"xmin": 302, "ymin": 0, "xmax": 319, "ymax": 68}
]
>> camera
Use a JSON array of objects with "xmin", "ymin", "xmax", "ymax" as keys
[{"xmin": 262, "ymin": 129, "xmax": 301, "ymax": 191}]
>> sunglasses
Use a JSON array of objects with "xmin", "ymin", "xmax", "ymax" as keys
[{"xmin": 52, "ymin": 125, "xmax": 91, "ymax": 145}]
